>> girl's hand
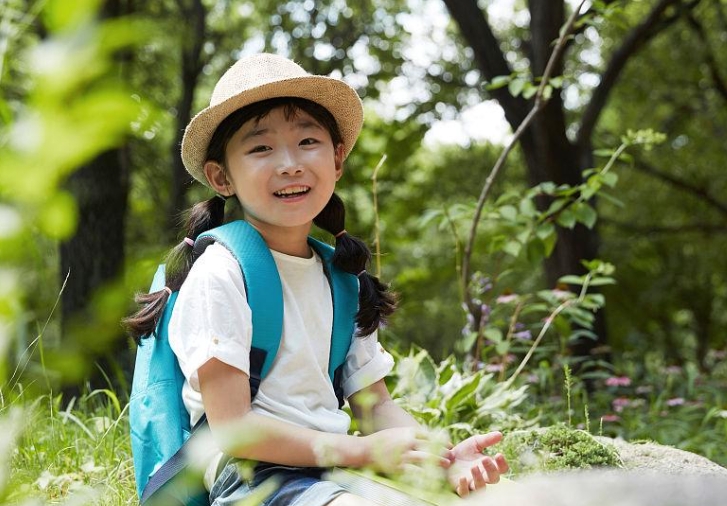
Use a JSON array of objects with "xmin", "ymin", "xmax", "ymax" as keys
[
  {"xmin": 445, "ymin": 432, "xmax": 509, "ymax": 497},
  {"xmin": 362, "ymin": 427, "xmax": 450, "ymax": 474}
]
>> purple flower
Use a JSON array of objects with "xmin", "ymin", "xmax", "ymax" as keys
[
  {"xmin": 666, "ymin": 397, "xmax": 685, "ymax": 407},
  {"xmin": 513, "ymin": 330, "xmax": 533, "ymax": 341},
  {"xmin": 484, "ymin": 363, "xmax": 504, "ymax": 373}
]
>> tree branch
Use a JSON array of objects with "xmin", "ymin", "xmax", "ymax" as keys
[
  {"xmin": 576, "ymin": 0, "xmax": 700, "ymax": 147},
  {"xmin": 602, "ymin": 218, "xmax": 727, "ymax": 235},
  {"xmin": 631, "ymin": 158, "xmax": 727, "ymax": 217}
]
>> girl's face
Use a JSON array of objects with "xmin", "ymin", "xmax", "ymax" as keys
[{"xmin": 204, "ymin": 106, "xmax": 343, "ymax": 244}]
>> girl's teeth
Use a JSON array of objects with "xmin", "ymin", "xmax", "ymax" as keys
[{"xmin": 275, "ymin": 187, "xmax": 309, "ymax": 197}]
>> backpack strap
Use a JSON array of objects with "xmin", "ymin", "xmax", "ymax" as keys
[
  {"xmin": 308, "ymin": 236, "xmax": 358, "ymax": 406},
  {"xmin": 195, "ymin": 221, "xmax": 283, "ymax": 395}
]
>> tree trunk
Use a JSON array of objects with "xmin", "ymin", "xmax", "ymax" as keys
[{"xmin": 60, "ymin": 147, "xmax": 131, "ymax": 395}]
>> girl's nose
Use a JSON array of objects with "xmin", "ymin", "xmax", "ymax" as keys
[{"xmin": 276, "ymin": 150, "xmax": 304, "ymax": 176}]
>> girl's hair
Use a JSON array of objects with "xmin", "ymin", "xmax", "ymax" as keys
[{"xmin": 124, "ymin": 97, "xmax": 396, "ymax": 343}]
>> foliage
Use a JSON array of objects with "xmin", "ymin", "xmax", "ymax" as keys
[
  {"xmin": 500, "ymin": 425, "xmax": 622, "ymax": 475},
  {"xmin": 7, "ymin": 390, "xmax": 135, "ymax": 505},
  {"xmin": 387, "ymin": 346, "xmax": 532, "ymax": 441}
]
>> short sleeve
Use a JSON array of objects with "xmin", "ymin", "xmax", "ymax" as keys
[
  {"xmin": 341, "ymin": 331, "xmax": 395, "ymax": 398},
  {"xmin": 168, "ymin": 243, "xmax": 253, "ymax": 391}
]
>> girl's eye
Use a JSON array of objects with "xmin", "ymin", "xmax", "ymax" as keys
[
  {"xmin": 300, "ymin": 138, "xmax": 318, "ymax": 146},
  {"xmin": 249, "ymin": 145, "xmax": 270, "ymax": 154}
]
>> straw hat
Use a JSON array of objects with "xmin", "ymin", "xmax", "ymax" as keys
[{"xmin": 181, "ymin": 53, "xmax": 364, "ymax": 186}]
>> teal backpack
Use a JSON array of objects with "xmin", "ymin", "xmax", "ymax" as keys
[{"xmin": 129, "ymin": 220, "xmax": 358, "ymax": 505}]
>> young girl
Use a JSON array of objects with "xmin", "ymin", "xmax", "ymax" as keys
[{"xmin": 126, "ymin": 53, "xmax": 508, "ymax": 505}]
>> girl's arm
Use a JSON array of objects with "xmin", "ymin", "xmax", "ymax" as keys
[
  {"xmin": 348, "ymin": 378, "xmax": 419, "ymax": 433},
  {"xmin": 198, "ymin": 358, "xmax": 424, "ymax": 470}
]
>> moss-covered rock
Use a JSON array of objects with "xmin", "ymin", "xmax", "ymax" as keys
[{"xmin": 501, "ymin": 424, "xmax": 622, "ymax": 475}]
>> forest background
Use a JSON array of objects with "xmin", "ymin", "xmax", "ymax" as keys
[{"xmin": 1, "ymin": 0, "xmax": 726, "ymax": 503}]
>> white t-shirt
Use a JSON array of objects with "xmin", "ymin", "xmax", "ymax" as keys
[{"xmin": 168, "ymin": 242, "xmax": 395, "ymax": 434}]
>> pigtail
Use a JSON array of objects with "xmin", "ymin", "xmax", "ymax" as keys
[
  {"xmin": 123, "ymin": 195, "xmax": 226, "ymax": 344},
  {"xmin": 314, "ymin": 192, "xmax": 397, "ymax": 336}
]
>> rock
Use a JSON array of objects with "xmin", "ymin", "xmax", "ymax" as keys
[
  {"xmin": 596, "ymin": 437, "xmax": 727, "ymax": 477},
  {"xmin": 470, "ymin": 469, "xmax": 727, "ymax": 506}
]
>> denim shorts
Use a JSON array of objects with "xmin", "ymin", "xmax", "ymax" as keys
[{"xmin": 209, "ymin": 461, "xmax": 349, "ymax": 506}]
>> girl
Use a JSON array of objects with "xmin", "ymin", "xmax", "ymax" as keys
[{"xmin": 126, "ymin": 53, "xmax": 508, "ymax": 506}]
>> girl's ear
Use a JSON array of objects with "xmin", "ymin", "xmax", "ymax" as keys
[
  {"xmin": 334, "ymin": 144, "xmax": 345, "ymax": 181},
  {"xmin": 204, "ymin": 161, "xmax": 233, "ymax": 196}
]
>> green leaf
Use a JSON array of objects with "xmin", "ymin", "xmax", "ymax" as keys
[
  {"xmin": 487, "ymin": 75, "xmax": 511, "ymax": 90},
  {"xmin": 484, "ymin": 327, "xmax": 503, "ymax": 343},
  {"xmin": 37, "ymin": 191, "xmax": 78, "ymax": 239},
  {"xmin": 546, "ymin": 199, "xmax": 567, "ymax": 215},
  {"xmin": 536, "ymin": 222, "xmax": 555, "ymax": 240},
  {"xmin": 556, "ymin": 208, "xmax": 576, "ymax": 228},
  {"xmin": 445, "ymin": 373, "xmax": 482, "ymax": 413},
  {"xmin": 543, "ymin": 229, "xmax": 557, "ymax": 257},
  {"xmin": 601, "ymin": 172, "xmax": 619, "ymax": 187},
  {"xmin": 522, "ymin": 83, "xmax": 538, "ymax": 99},
  {"xmin": 593, "ymin": 149, "xmax": 613, "ymax": 158},
  {"xmin": 572, "ymin": 202, "xmax": 597, "ymax": 228},
  {"xmin": 519, "ymin": 198, "xmax": 537, "ymax": 218},
  {"xmin": 559, "ymin": 274, "xmax": 585, "ymax": 285},
  {"xmin": 598, "ymin": 191, "xmax": 625, "ymax": 207},
  {"xmin": 508, "ymin": 77, "xmax": 526, "ymax": 97},
  {"xmin": 587, "ymin": 277, "xmax": 617, "ymax": 286},
  {"xmin": 503, "ymin": 240, "xmax": 521, "ymax": 257},
  {"xmin": 495, "ymin": 340, "xmax": 510, "ymax": 355},
  {"xmin": 526, "ymin": 238, "xmax": 546, "ymax": 263},
  {"xmin": 499, "ymin": 204, "xmax": 518, "ymax": 222}
]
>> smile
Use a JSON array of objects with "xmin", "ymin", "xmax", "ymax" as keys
[{"xmin": 273, "ymin": 186, "xmax": 311, "ymax": 198}]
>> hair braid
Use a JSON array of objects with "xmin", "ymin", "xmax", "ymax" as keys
[
  {"xmin": 123, "ymin": 195, "xmax": 226, "ymax": 344},
  {"xmin": 314, "ymin": 193, "xmax": 397, "ymax": 336}
]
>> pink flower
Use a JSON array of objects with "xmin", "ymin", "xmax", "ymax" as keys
[
  {"xmin": 601, "ymin": 414, "xmax": 621, "ymax": 422},
  {"xmin": 666, "ymin": 397, "xmax": 685, "ymax": 407},
  {"xmin": 496, "ymin": 294, "xmax": 519, "ymax": 304},
  {"xmin": 605, "ymin": 376, "xmax": 631, "ymax": 387},
  {"xmin": 612, "ymin": 397, "xmax": 631, "ymax": 413}
]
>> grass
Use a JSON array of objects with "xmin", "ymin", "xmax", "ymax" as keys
[{"xmin": 7, "ymin": 390, "xmax": 136, "ymax": 505}]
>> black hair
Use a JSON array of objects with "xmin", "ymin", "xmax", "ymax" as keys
[{"xmin": 124, "ymin": 97, "xmax": 395, "ymax": 342}]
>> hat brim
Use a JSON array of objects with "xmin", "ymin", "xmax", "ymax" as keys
[{"xmin": 181, "ymin": 75, "xmax": 363, "ymax": 187}]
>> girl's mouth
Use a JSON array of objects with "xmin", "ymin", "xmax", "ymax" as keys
[{"xmin": 273, "ymin": 186, "xmax": 311, "ymax": 199}]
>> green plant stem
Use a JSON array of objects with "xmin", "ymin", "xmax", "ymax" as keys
[
  {"xmin": 499, "ymin": 299, "xmax": 526, "ymax": 382},
  {"xmin": 461, "ymin": 0, "xmax": 587, "ymax": 317},
  {"xmin": 504, "ymin": 298, "xmax": 575, "ymax": 389},
  {"xmin": 370, "ymin": 154, "xmax": 387, "ymax": 278}
]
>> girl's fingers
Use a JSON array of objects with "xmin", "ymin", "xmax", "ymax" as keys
[
  {"xmin": 470, "ymin": 463, "xmax": 488, "ymax": 490},
  {"xmin": 457, "ymin": 476, "xmax": 470, "ymax": 497},
  {"xmin": 495, "ymin": 452, "xmax": 509, "ymax": 473},
  {"xmin": 481, "ymin": 457, "xmax": 501, "ymax": 484}
]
